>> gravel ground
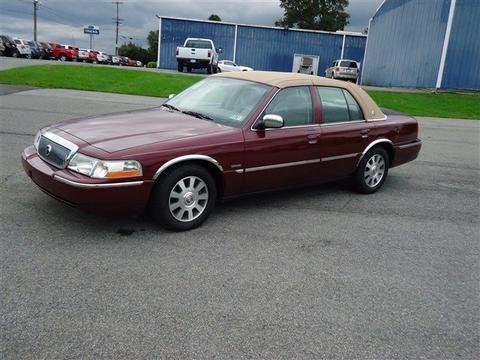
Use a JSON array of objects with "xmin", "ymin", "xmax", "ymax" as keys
[{"xmin": 0, "ymin": 85, "xmax": 479, "ymax": 359}]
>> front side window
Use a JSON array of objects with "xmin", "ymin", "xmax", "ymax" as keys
[
  {"xmin": 166, "ymin": 77, "xmax": 271, "ymax": 128},
  {"xmin": 317, "ymin": 87, "xmax": 364, "ymax": 124},
  {"xmin": 264, "ymin": 86, "xmax": 313, "ymax": 127}
]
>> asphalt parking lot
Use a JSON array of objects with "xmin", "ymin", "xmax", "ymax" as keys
[{"xmin": 1, "ymin": 85, "xmax": 479, "ymax": 359}]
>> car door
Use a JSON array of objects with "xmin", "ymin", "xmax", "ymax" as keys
[
  {"xmin": 242, "ymin": 86, "xmax": 321, "ymax": 193},
  {"xmin": 316, "ymin": 86, "xmax": 371, "ymax": 179}
]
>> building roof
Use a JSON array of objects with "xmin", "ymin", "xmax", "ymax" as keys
[{"xmin": 213, "ymin": 71, "xmax": 386, "ymax": 121}]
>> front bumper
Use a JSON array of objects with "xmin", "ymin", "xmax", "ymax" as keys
[{"xmin": 22, "ymin": 145, "xmax": 154, "ymax": 214}]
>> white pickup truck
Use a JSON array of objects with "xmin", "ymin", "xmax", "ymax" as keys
[{"xmin": 176, "ymin": 38, "xmax": 221, "ymax": 74}]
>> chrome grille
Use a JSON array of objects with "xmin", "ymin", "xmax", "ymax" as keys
[{"xmin": 36, "ymin": 132, "xmax": 79, "ymax": 169}]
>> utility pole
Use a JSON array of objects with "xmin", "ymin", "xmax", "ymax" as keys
[
  {"xmin": 112, "ymin": 1, "xmax": 124, "ymax": 55},
  {"xmin": 33, "ymin": 0, "xmax": 39, "ymax": 41}
]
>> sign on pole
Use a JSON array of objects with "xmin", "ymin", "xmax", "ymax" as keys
[{"xmin": 84, "ymin": 25, "xmax": 100, "ymax": 35}]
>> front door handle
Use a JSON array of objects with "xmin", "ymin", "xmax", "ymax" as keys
[{"xmin": 360, "ymin": 129, "xmax": 371, "ymax": 138}]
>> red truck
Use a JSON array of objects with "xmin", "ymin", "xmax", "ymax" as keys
[{"xmin": 50, "ymin": 43, "xmax": 77, "ymax": 61}]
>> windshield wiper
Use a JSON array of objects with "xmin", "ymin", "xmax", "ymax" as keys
[
  {"xmin": 181, "ymin": 110, "xmax": 214, "ymax": 121},
  {"xmin": 162, "ymin": 103, "xmax": 180, "ymax": 112}
]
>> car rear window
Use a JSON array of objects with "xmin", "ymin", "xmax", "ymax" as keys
[
  {"xmin": 340, "ymin": 61, "xmax": 357, "ymax": 68},
  {"xmin": 14, "ymin": 39, "xmax": 21, "ymax": 44},
  {"xmin": 185, "ymin": 40, "xmax": 212, "ymax": 49}
]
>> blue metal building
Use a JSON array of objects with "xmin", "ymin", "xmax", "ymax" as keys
[
  {"xmin": 156, "ymin": 16, "xmax": 367, "ymax": 76},
  {"xmin": 361, "ymin": 0, "xmax": 480, "ymax": 90}
]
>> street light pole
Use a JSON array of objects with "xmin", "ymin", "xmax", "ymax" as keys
[
  {"xmin": 33, "ymin": 0, "xmax": 39, "ymax": 41},
  {"xmin": 112, "ymin": 1, "xmax": 123, "ymax": 55}
]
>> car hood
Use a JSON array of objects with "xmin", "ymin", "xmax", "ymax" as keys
[{"xmin": 53, "ymin": 108, "xmax": 231, "ymax": 153}]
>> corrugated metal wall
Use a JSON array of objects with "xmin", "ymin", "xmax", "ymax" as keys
[
  {"xmin": 158, "ymin": 17, "xmax": 367, "ymax": 75},
  {"xmin": 362, "ymin": 0, "xmax": 451, "ymax": 88},
  {"xmin": 235, "ymin": 26, "xmax": 343, "ymax": 73},
  {"xmin": 441, "ymin": 0, "xmax": 480, "ymax": 90},
  {"xmin": 159, "ymin": 18, "xmax": 235, "ymax": 70},
  {"xmin": 362, "ymin": 0, "xmax": 480, "ymax": 90}
]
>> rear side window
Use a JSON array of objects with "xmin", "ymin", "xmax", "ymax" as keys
[
  {"xmin": 265, "ymin": 87, "xmax": 313, "ymax": 127},
  {"xmin": 317, "ymin": 87, "xmax": 364, "ymax": 123},
  {"xmin": 343, "ymin": 90, "xmax": 364, "ymax": 120}
]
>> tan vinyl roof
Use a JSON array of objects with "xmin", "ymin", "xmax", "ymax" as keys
[{"xmin": 213, "ymin": 71, "xmax": 386, "ymax": 121}]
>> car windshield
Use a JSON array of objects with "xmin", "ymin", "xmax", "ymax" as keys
[
  {"xmin": 185, "ymin": 40, "xmax": 212, "ymax": 49},
  {"xmin": 165, "ymin": 77, "xmax": 271, "ymax": 128}
]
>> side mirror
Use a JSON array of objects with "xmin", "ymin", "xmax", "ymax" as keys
[
  {"xmin": 168, "ymin": 94, "xmax": 175, "ymax": 99},
  {"xmin": 261, "ymin": 114, "xmax": 284, "ymax": 129},
  {"xmin": 216, "ymin": 47, "xmax": 223, "ymax": 54}
]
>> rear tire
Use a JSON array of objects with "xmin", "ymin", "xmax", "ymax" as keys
[
  {"xmin": 207, "ymin": 65, "xmax": 212, "ymax": 74},
  {"xmin": 150, "ymin": 165, "xmax": 217, "ymax": 231},
  {"xmin": 177, "ymin": 62, "xmax": 183, "ymax": 72},
  {"xmin": 187, "ymin": 67, "xmax": 192, "ymax": 73},
  {"xmin": 353, "ymin": 147, "xmax": 389, "ymax": 194},
  {"xmin": 60, "ymin": 54, "xmax": 66, "ymax": 62}
]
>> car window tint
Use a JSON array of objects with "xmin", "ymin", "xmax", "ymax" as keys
[
  {"xmin": 317, "ymin": 87, "xmax": 350, "ymax": 123},
  {"xmin": 349, "ymin": 62, "xmax": 358, "ymax": 68},
  {"xmin": 343, "ymin": 90, "xmax": 364, "ymax": 120},
  {"xmin": 185, "ymin": 40, "xmax": 212, "ymax": 49},
  {"xmin": 265, "ymin": 87, "xmax": 313, "ymax": 127}
]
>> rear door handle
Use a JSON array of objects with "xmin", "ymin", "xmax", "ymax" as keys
[
  {"xmin": 307, "ymin": 134, "xmax": 318, "ymax": 144},
  {"xmin": 360, "ymin": 129, "xmax": 371, "ymax": 138}
]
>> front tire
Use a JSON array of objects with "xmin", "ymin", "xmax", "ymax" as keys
[
  {"xmin": 353, "ymin": 147, "xmax": 389, "ymax": 194},
  {"xmin": 150, "ymin": 165, "xmax": 217, "ymax": 231}
]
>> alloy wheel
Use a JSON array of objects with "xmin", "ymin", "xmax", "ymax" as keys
[
  {"xmin": 364, "ymin": 154, "xmax": 386, "ymax": 188},
  {"xmin": 169, "ymin": 176, "xmax": 209, "ymax": 222}
]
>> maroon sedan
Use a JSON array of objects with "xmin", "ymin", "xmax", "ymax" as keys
[{"xmin": 22, "ymin": 72, "xmax": 421, "ymax": 231}]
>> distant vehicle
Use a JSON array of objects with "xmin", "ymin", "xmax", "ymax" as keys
[
  {"xmin": 217, "ymin": 60, "xmax": 253, "ymax": 73},
  {"xmin": 111, "ymin": 55, "xmax": 121, "ymax": 65},
  {"xmin": 176, "ymin": 38, "xmax": 221, "ymax": 74},
  {"xmin": 13, "ymin": 38, "xmax": 32, "ymax": 58},
  {"xmin": 0, "ymin": 38, "xmax": 5, "ymax": 56},
  {"xmin": 36, "ymin": 41, "xmax": 51, "ymax": 59},
  {"xmin": 27, "ymin": 41, "xmax": 43, "ymax": 59},
  {"xmin": 95, "ymin": 51, "xmax": 109, "ymax": 64},
  {"xmin": 127, "ymin": 58, "xmax": 137, "ymax": 67},
  {"xmin": 77, "ymin": 48, "xmax": 89, "ymax": 62},
  {"xmin": 136, "ymin": 60, "xmax": 143, "ymax": 67},
  {"xmin": 325, "ymin": 59, "xmax": 359, "ymax": 82},
  {"xmin": 297, "ymin": 56, "xmax": 315, "ymax": 75},
  {"xmin": 0, "ymin": 35, "xmax": 20, "ymax": 57},
  {"xmin": 50, "ymin": 43, "xmax": 77, "ymax": 61},
  {"xmin": 119, "ymin": 56, "xmax": 129, "ymax": 66}
]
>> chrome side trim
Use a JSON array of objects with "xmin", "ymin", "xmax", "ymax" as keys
[
  {"xmin": 42, "ymin": 131, "xmax": 79, "ymax": 160},
  {"xmin": 153, "ymin": 155, "xmax": 223, "ymax": 180},
  {"xmin": 320, "ymin": 120, "xmax": 365, "ymax": 127},
  {"xmin": 243, "ymin": 159, "xmax": 320, "ymax": 173},
  {"xmin": 399, "ymin": 140, "xmax": 422, "ymax": 149},
  {"xmin": 322, "ymin": 153, "xmax": 358, "ymax": 162},
  {"xmin": 357, "ymin": 138, "xmax": 393, "ymax": 166},
  {"xmin": 54, "ymin": 175, "xmax": 144, "ymax": 188}
]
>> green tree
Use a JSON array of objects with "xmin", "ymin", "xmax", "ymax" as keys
[
  {"xmin": 118, "ymin": 42, "xmax": 150, "ymax": 64},
  {"xmin": 147, "ymin": 30, "xmax": 159, "ymax": 55},
  {"xmin": 208, "ymin": 14, "xmax": 221, "ymax": 21},
  {"xmin": 275, "ymin": 0, "xmax": 350, "ymax": 31}
]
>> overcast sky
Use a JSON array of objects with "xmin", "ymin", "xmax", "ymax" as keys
[{"xmin": 0, "ymin": 0, "xmax": 382, "ymax": 53}]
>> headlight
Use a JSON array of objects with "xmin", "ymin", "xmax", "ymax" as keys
[
  {"xmin": 34, "ymin": 130, "xmax": 42, "ymax": 150},
  {"xmin": 67, "ymin": 153, "xmax": 142, "ymax": 179}
]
